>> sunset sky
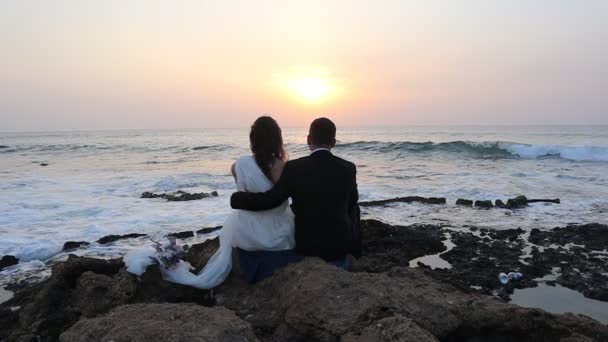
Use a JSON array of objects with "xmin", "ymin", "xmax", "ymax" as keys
[{"xmin": 1, "ymin": 0, "xmax": 607, "ymax": 131}]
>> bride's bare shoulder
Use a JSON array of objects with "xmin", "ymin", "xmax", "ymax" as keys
[{"xmin": 270, "ymin": 158, "xmax": 286, "ymax": 183}]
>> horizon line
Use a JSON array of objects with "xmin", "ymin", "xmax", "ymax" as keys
[{"xmin": 2, "ymin": 123, "xmax": 608, "ymax": 134}]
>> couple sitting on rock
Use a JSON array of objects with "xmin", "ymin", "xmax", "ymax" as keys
[{"xmin": 126, "ymin": 117, "xmax": 361, "ymax": 288}]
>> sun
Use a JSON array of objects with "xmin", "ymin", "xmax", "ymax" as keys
[
  {"xmin": 286, "ymin": 76, "xmax": 331, "ymax": 103},
  {"xmin": 275, "ymin": 67, "xmax": 337, "ymax": 104}
]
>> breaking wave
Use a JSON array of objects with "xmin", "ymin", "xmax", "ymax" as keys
[{"xmin": 336, "ymin": 141, "xmax": 608, "ymax": 162}]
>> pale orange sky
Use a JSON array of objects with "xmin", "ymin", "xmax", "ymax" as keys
[{"xmin": 1, "ymin": 0, "xmax": 607, "ymax": 131}]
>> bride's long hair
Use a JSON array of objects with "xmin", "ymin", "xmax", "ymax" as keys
[{"xmin": 249, "ymin": 116, "xmax": 287, "ymax": 180}]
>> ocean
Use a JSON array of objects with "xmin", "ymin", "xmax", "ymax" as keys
[{"xmin": 1, "ymin": 125, "xmax": 607, "ymax": 287}]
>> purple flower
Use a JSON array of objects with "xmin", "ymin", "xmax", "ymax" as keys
[{"xmin": 150, "ymin": 237, "xmax": 189, "ymax": 270}]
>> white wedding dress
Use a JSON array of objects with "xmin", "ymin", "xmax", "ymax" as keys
[{"xmin": 124, "ymin": 155, "xmax": 295, "ymax": 289}]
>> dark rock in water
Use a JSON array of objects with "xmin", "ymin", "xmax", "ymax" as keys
[
  {"xmin": 527, "ymin": 223, "xmax": 608, "ymax": 301},
  {"xmin": 495, "ymin": 199, "xmax": 507, "ymax": 208},
  {"xmin": 455, "ymin": 199, "xmax": 473, "ymax": 206},
  {"xmin": 59, "ymin": 304, "xmax": 258, "ymax": 342},
  {"xmin": 96, "ymin": 233, "xmax": 146, "ymax": 244},
  {"xmin": 427, "ymin": 228, "xmax": 537, "ymax": 300},
  {"xmin": 141, "ymin": 190, "xmax": 219, "ymax": 202},
  {"xmin": 474, "ymin": 200, "xmax": 493, "ymax": 209},
  {"xmin": 62, "ymin": 241, "xmax": 90, "ymax": 252},
  {"xmin": 167, "ymin": 231, "xmax": 194, "ymax": 239},
  {"xmin": 360, "ymin": 196, "xmax": 446, "ymax": 207},
  {"xmin": 0, "ymin": 255, "xmax": 18, "ymax": 270},
  {"xmin": 506, "ymin": 195, "xmax": 528, "ymax": 209},
  {"xmin": 529, "ymin": 223, "xmax": 608, "ymax": 251},
  {"xmin": 40, "ymin": 162, "xmax": 49, "ymax": 166},
  {"xmin": 197, "ymin": 226, "xmax": 222, "ymax": 235},
  {"xmin": 0, "ymin": 145, "xmax": 8, "ymax": 149},
  {"xmin": 351, "ymin": 219, "xmax": 445, "ymax": 273},
  {"xmin": 527, "ymin": 198, "xmax": 560, "ymax": 204}
]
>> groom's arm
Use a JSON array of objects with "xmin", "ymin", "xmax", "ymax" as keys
[{"xmin": 230, "ymin": 162, "xmax": 292, "ymax": 211}]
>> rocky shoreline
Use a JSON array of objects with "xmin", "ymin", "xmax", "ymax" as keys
[{"xmin": 1, "ymin": 219, "xmax": 607, "ymax": 341}]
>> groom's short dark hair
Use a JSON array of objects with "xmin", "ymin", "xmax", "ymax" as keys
[{"xmin": 309, "ymin": 118, "xmax": 336, "ymax": 146}]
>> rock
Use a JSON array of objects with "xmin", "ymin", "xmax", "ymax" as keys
[
  {"xmin": 133, "ymin": 263, "xmax": 214, "ymax": 305},
  {"xmin": 40, "ymin": 162, "xmax": 49, "ymax": 166},
  {"xmin": 184, "ymin": 238, "xmax": 220, "ymax": 273},
  {"xmin": 217, "ymin": 259, "xmax": 608, "ymax": 342},
  {"xmin": 527, "ymin": 223, "xmax": 608, "ymax": 301},
  {"xmin": 59, "ymin": 304, "xmax": 259, "ymax": 342},
  {"xmin": 8, "ymin": 256, "xmax": 127, "ymax": 340},
  {"xmin": 495, "ymin": 199, "xmax": 507, "ymax": 208},
  {"xmin": 350, "ymin": 219, "xmax": 445, "ymax": 273},
  {"xmin": 341, "ymin": 315, "xmax": 439, "ymax": 342},
  {"xmin": 0, "ymin": 254, "xmax": 214, "ymax": 341},
  {"xmin": 0, "ymin": 255, "xmax": 18, "ymax": 270},
  {"xmin": 197, "ymin": 226, "xmax": 222, "ymax": 235},
  {"xmin": 506, "ymin": 195, "xmax": 528, "ymax": 209},
  {"xmin": 456, "ymin": 199, "xmax": 473, "ymax": 206},
  {"xmin": 527, "ymin": 198, "xmax": 560, "ymax": 204},
  {"xmin": 141, "ymin": 190, "xmax": 219, "ymax": 202},
  {"xmin": 72, "ymin": 270, "xmax": 136, "ymax": 317},
  {"xmin": 96, "ymin": 233, "xmax": 146, "ymax": 244},
  {"xmin": 3, "ymin": 220, "xmax": 608, "ymax": 341},
  {"xmin": 474, "ymin": 200, "xmax": 494, "ymax": 209},
  {"xmin": 62, "ymin": 241, "xmax": 90, "ymax": 252},
  {"xmin": 420, "ymin": 228, "xmax": 539, "ymax": 299},
  {"xmin": 360, "ymin": 196, "xmax": 446, "ymax": 207},
  {"xmin": 168, "ymin": 231, "xmax": 194, "ymax": 239}
]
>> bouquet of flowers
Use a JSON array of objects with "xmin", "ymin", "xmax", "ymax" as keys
[{"xmin": 149, "ymin": 237, "xmax": 189, "ymax": 270}]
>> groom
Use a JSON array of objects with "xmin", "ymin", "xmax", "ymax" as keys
[{"xmin": 231, "ymin": 117, "xmax": 361, "ymax": 267}]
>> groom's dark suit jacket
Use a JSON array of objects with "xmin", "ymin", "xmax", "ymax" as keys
[{"xmin": 230, "ymin": 150, "xmax": 361, "ymax": 261}]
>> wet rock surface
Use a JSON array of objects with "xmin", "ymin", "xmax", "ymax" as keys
[
  {"xmin": 141, "ymin": 190, "xmax": 219, "ymax": 202},
  {"xmin": 474, "ymin": 200, "xmax": 494, "ymax": 208},
  {"xmin": 419, "ymin": 224, "xmax": 608, "ymax": 302},
  {"xmin": 527, "ymin": 223, "xmax": 608, "ymax": 301},
  {"xmin": 96, "ymin": 233, "xmax": 147, "ymax": 244},
  {"xmin": 61, "ymin": 241, "xmax": 90, "ymax": 252},
  {"xmin": 351, "ymin": 219, "xmax": 446, "ymax": 273},
  {"xmin": 2, "ymin": 220, "xmax": 608, "ymax": 342},
  {"xmin": 359, "ymin": 196, "xmax": 446, "ymax": 207},
  {"xmin": 167, "ymin": 230, "xmax": 195, "ymax": 239},
  {"xmin": 197, "ymin": 226, "xmax": 222, "ymax": 235},
  {"xmin": 456, "ymin": 199, "xmax": 473, "ymax": 206},
  {"xmin": 1, "ymin": 255, "xmax": 19, "ymax": 270}
]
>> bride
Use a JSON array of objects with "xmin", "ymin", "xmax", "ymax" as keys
[{"xmin": 125, "ymin": 116, "xmax": 297, "ymax": 289}]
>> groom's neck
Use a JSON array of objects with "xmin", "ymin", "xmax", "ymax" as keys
[{"xmin": 309, "ymin": 145, "xmax": 332, "ymax": 153}]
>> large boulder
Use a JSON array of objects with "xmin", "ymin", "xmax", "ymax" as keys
[
  {"xmin": 59, "ymin": 303, "xmax": 259, "ymax": 342},
  {"xmin": 3, "ymin": 255, "xmax": 214, "ymax": 341},
  {"xmin": 217, "ymin": 258, "xmax": 608, "ymax": 342},
  {"xmin": 11, "ymin": 256, "xmax": 130, "ymax": 340}
]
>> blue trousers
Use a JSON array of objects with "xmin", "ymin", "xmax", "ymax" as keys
[{"xmin": 237, "ymin": 248, "xmax": 350, "ymax": 283}]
